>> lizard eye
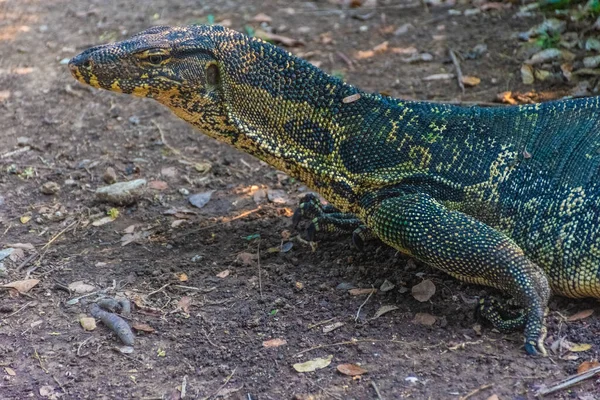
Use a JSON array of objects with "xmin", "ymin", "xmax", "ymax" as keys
[{"xmin": 147, "ymin": 54, "xmax": 168, "ymax": 65}]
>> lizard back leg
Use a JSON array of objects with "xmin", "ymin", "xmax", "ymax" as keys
[{"xmin": 362, "ymin": 192, "xmax": 551, "ymax": 355}]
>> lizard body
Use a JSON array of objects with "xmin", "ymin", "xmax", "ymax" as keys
[{"xmin": 69, "ymin": 25, "xmax": 600, "ymax": 354}]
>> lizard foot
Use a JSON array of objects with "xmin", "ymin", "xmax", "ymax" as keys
[
  {"xmin": 476, "ymin": 297, "xmax": 547, "ymax": 356},
  {"xmin": 293, "ymin": 194, "xmax": 372, "ymax": 245}
]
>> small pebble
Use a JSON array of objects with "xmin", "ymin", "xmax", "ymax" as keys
[
  {"xmin": 40, "ymin": 181, "xmax": 60, "ymax": 195},
  {"xmin": 103, "ymin": 167, "xmax": 117, "ymax": 184}
]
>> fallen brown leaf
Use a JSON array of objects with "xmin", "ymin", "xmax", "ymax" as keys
[
  {"xmin": 577, "ymin": 360, "xmax": 600, "ymax": 373},
  {"xmin": 461, "ymin": 75, "xmax": 481, "ymax": 87},
  {"xmin": 148, "ymin": 180, "xmax": 168, "ymax": 191},
  {"xmin": 337, "ymin": 363, "xmax": 367, "ymax": 376},
  {"xmin": 216, "ymin": 269, "xmax": 230, "ymax": 278},
  {"xmin": 412, "ymin": 312, "xmax": 437, "ymax": 326},
  {"xmin": 567, "ymin": 309, "xmax": 594, "ymax": 322},
  {"xmin": 412, "ymin": 279, "xmax": 436, "ymax": 302},
  {"xmin": 263, "ymin": 338, "xmax": 287, "ymax": 348},
  {"xmin": 132, "ymin": 322, "xmax": 156, "ymax": 333},
  {"xmin": 178, "ymin": 296, "xmax": 192, "ymax": 313},
  {"xmin": 255, "ymin": 30, "xmax": 304, "ymax": 47},
  {"xmin": 2, "ymin": 279, "xmax": 40, "ymax": 294},
  {"xmin": 348, "ymin": 288, "xmax": 377, "ymax": 296},
  {"xmin": 293, "ymin": 355, "xmax": 333, "ymax": 373}
]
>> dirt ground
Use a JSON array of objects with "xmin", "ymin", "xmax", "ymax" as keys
[{"xmin": 1, "ymin": 0, "xmax": 600, "ymax": 399}]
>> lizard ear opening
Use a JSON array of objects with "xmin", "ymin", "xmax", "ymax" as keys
[{"xmin": 206, "ymin": 63, "xmax": 220, "ymax": 86}]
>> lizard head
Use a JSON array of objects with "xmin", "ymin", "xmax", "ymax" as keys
[
  {"xmin": 69, "ymin": 25, "xmax": 240, "ymax": 139},
  {"xmin": 69, "ymin": 25, "xmax": 355, "ymax": 164}
]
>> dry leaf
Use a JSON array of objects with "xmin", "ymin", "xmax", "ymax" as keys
[
  {"xmin": 348, "ymin": 288, "xmax": 377, "ymax": 296},
  {"xmin": 216, "ymin": 269, "xmax": 230, "ymax": 278},
  {"xmin": 570, "ymin": 343, "xmax": 592, "ymax": 352},
  {"xmin": 462, "ymin": 76, "xmax": 481, "ymax": 87},
  {"xmin": 148, "ymin": 180, "xmax": 168, "ymax": 190},
  {"xmin": 6, "ymin": 243, "xmax": 35, "ymax": 251},
  {"xmin": 373, "ymin": 305, "xmax": 399, "ymax": 319},
  {"xmin": 4, "ymin": 367, "xmax": 15, "ymax": 376},
  {"xmin": 252, "ymin": 12, "xmax": 272, "ymax": 23},
  {"xmin": 20, "ymin": 215, "xmax": 31, "ymax": 224},
  {"xmin": 171, "ymin": 219, "xmax": 187, "ymax": 228},
  {"xmin": 412, "ymin": 279, "xmax": 436, "ymax": 302},
  {"xmin": 263, "ymin": 338, "xmax": 287, "ymax": 348},
  {"xmin": 412, "ymin": 312, "xmax": 437, "ymax": 326},
  {"xmin": 423, "ymin": 73, "xmax": 455, "ymax": 81},
  {"xmin": 337, "ymin": 363, "xmax": 367, "ymax": 376},
  {"xmin": 373, "ymin": 41, "xmax": 389, "ymax": 53},
  {"xmin": 68, "ymin": 281, "xmax": 96, "ymax": 294},
  {"xmin": 355, "ymin": 50, "xmax": 375, "ymax": 59},
  {"xmin": 293, "ymin": 355, "xmax": 333, "ymax": 373},
  {"xmin": 2, "ymin": 279, "xmax": 40, "ymax": 293},
  {"xmin": 132, "ymin": 323, "xmax": 155, "ymax": 333},
  {"xmin": 577, "ymin": 360, "xmax": 600, "ymax": 373},
  {"xmin": 255, "ymin": 30, "xmax": 304, "ymax": 47},
  {"xmin": 390, "ymin": 46, "xmax": 417, "ymax": 55},
  {"xmin": 322, "ymin": 322, "xmax": 345, "ymax": 333},
  {"xmin": 236, "ymin": 252, "xmax": 257, "ymax": 266},
  {"xmin": 178, "ymin": 296, "xmax": 191, "ymax": 313},
  {"xmin": 8, "ymin": 248, "xmax": 25, "ymax": 262},
  {"xmin": 80, "ymin": 317, "xmax": 96, "ymax": 331},
  {"xmin": 92, "ymin": 216, "xmax": 114, "ymax": 226},
  {"xmin": 123, "ymin": 225, "xmax": 136, "ymax": 234},
  {"xmin": 178, "ymin": 273, "xmax": 188, "ymax": 282},
  {"xmin": 567, "ymin": 309, "xmax": 594, "ymax": 321}
]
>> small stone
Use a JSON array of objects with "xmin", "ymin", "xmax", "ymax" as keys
[
  {"xmin": 188, "ymin": 190, "xmax": 215, "ymax": 208},
  {"xmin": 267, "ymin": 189, "xmax": 288, "ymax": 204},
  {"xmin": 534, "ymin": 69, "xmax": 552, "ymax": 81},
  {"xmin": 40, "ymin": 181, "xmax": 60, "ymax": 195},
  {"xmin": 521, "ymin": 64, "xmax": 534, "ymax": 85},
  {"xmin": 584, "ymin": 55, "xmax": 600, "ymax": 69},
  {"xmin": 64, "ymin": 179, "xmax": 77, "ymax": 186},
  {"xmin": 80, "ymin": 317, "xmax": 96, "ymax": 331},
  {"xmin": 16, "ymin": 137, "xmax": 30, "ymax": 146},
  {"xmin": 178, "ymin": 188, "xmax": 190, "ymax": 196},
  {"xmin": 103, "ymin": 167, "xmax": 117, "ymax": 184},
  {"xmin": 128, "ymin": 115, "xmax": 140, "ymax": 125},
  {"xmin": 394, "ymin": 23, "xmax": 414, "ymax": 36},
  {"xmin": 586, "ymin": 38, "xmax": 600, "ymax": 52},
  {"xmin": 95, "ymin": 179, "xmax": 147, "ymax": 205}
]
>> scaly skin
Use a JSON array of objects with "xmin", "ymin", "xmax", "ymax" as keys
[{"xmin": 69, "ymin": 25, "xmax": 600, "ymax": 355}]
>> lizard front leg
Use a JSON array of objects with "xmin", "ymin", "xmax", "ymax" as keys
[
  {"xmin": 292, "ymin": 193, "xmax": 373, "ymax": 247},
  {"xmin": 362, "ymin": 192, "xmax": 551, "ymax": 355}
]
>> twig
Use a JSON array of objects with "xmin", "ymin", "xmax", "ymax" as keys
[
  {"xmin": 181, "ymin": 375, "xmax": 188, "ymax": 399},
  {"xmin": 459, "ymin": 383, "xmax": 493, "ymax": 400},
  {"xmin": 16, "ymin": 252, "xmax": 40, "ymax": 271},
  {"xmin": 449, "ymin": 48, "xmax": 465, "ymax": 94},
  {"xmin": 33, "ymin": 347, "xmax": 48, "ymax": 373},
  {"xmin": 336, "ymin": 51, "xmax": 354, "ymax": 70},
  {"xmin": 257, "ymin": 242, "xmax": 263, "ymax": 299},
  {"xmin": 202, "ymin": 367, "xmax": 237, "ymax": 400},
  {"xmin": 173, "ymin": 285, "xmax": 216, "ymax": 293},
  {"xmin": 152, "ymin": 120, "xmax": 199, "ymax": 165},
  {"xmin": 174, "ymin": 207, "xmax": 262, "ymax": 239},
  {"xmin": 53, "ymin": 375, "xmax": 67, "ymax": 394},
  {"xmin": 4, "ymin": 301, "xmax": 33, "ymax": 318},
  {"xmin": 42, "ymin": 220, "xmax": 78, "ymax": 250},
  {"xmin": 0, "ymin": 223, "xmax": 11, "ymax": 240},
  {"xmin": 535, "ymin": 365, "xmax": 600, "ymax": 396},
  {"xmin": 294, "ymin": 338, "xmax": 412, "ymax": 357},
  {"xmin": 77, "ymin": 336, "xmax": 93, "ymax": 357},
  {"xmin": 371, "ymin": 381, "xmax": 384, "ymax": 400},
  {"xmin": 355, "ymin": 287, "xmax": 374, "ymax": 321},
  {"xmin": 147, "ymin": 283, "xmax": 170, "ymax": 297}
]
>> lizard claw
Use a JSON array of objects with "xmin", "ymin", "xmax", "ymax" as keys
[
  {"xmin": 306, "ymin": 221, "xmax": 317, "ymax": 242},
  {"xmin": 292, "ymin": 207, "xmax": 303, "ymax": 228}
]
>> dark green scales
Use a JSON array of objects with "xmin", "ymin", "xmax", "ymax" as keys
[{"xmin": 69, "ymin": 25, "xmax": 600, "ymax": 355}]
